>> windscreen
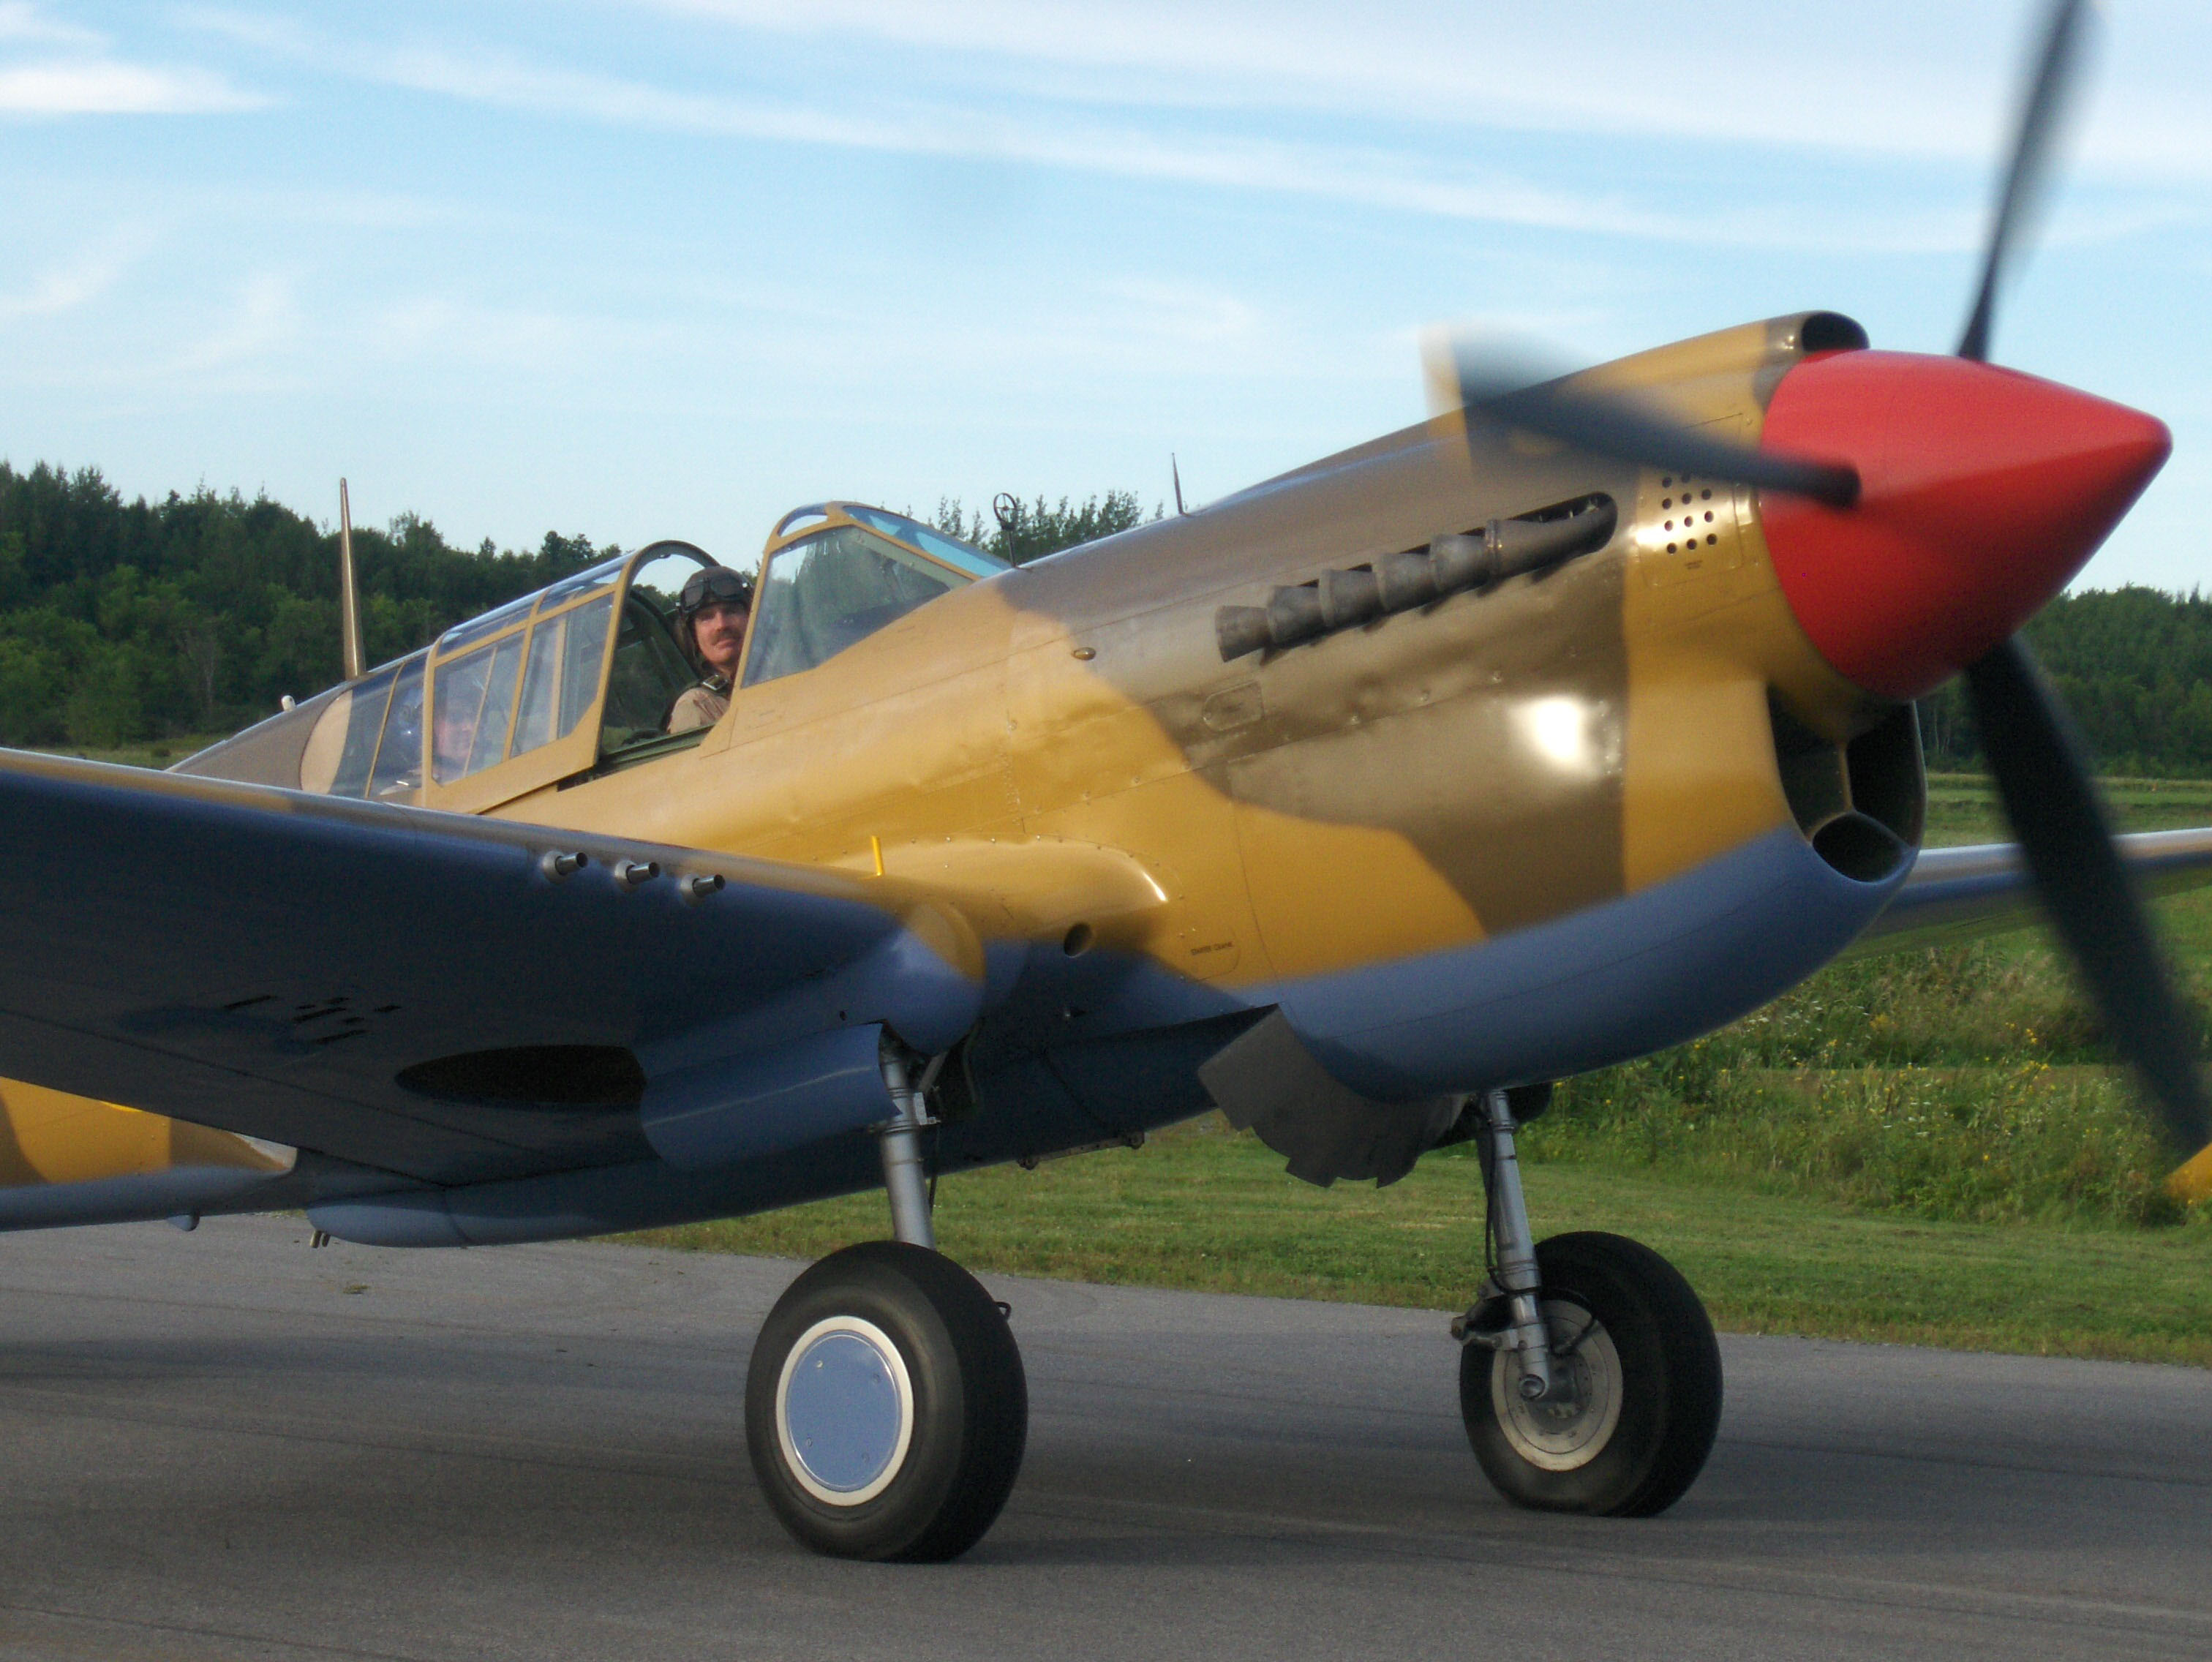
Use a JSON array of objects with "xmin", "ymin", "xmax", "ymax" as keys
[{"xmin": 742, "ymin": 527, "xmax": 966, "ymax": 688}]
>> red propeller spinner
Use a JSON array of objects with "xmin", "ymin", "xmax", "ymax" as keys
[{"xmin": 1759, "ymin": 350, "xmax": 2171, "ymax": 702}]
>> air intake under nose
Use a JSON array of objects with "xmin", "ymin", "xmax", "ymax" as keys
[{"xmin": 1758, "ymin": 350, "xmax": 2170, "ymax": 702}]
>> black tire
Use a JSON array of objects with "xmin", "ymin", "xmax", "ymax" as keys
[
  {"xmin": 745, "ymin": 1241, "xmax": 1027, "ymax": 1561},
  {"xmin": 1461, "ymin": 1231, "xmax": 1721, "ymax": 1517}
]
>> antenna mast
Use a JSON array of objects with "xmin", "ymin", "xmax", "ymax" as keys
[{"xmin": 338, "ymin": 478, "xmax": 365, "ymax": 681}]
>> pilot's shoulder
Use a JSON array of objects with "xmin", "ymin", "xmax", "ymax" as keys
[{"xmin": 666, "ymin": 683, "xmax": 726, "ymax": 734}]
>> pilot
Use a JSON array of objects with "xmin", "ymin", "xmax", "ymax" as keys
[{"xmin": 666, "ymin": 565, "xmax": 753, "ymax": 734}]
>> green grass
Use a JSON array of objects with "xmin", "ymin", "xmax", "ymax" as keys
[
  {"xmin": 1926, "ymin": 769, "xmax": 2212, "ymax": 845},
  {"xmin": 628, "ymin": 774, "xmax": 2212, "ymax": 1367},
  {"xmin": 630, "ymin": 1118, "xmax": 2212, "ymax": 1366},
  {"xmin": 1537, "ymin": 902, "xmax": 2212, "ymax": 1233}
]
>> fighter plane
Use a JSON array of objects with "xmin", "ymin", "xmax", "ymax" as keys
[{"xmin": 1, "ymin": 0, "xmax": 2205, "ymax": 1561}]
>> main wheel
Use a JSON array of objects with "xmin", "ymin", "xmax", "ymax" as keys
[
  {"xmin": 745, "ymin": 1241, "xmax": 1027, "ymax": 1561},
  {"xmin": 1461, "ymin": 1231, "xmax": 1721, "ymax": 1516}
]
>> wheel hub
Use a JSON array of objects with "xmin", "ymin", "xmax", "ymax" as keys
[
  {"xmin": 775, "ymin": 1315, "xmax": 916, "ymax": 1505},
  {"xmin": 1491, "ymin": 1301, "xmax": 1622, "ymax": 1472}
]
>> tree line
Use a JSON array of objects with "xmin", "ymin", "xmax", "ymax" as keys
[
  {"xmin": 4, "ymin": 459, "xmax": 2206, "ymax": 772},
  {"xmin": 933, "ymin": 491, "xmax": 1155, "ymax": 566},
  {"xmin": 0, "ymin": 465, "xmax": 1156, "ymax": 749},
  {"xmin": 0, "ymin": 462, "xmax": 615, "ymax": 748},
  {"xmin": 1917, "ymin": 587, "xmax": 2212, "ymax": 775}
]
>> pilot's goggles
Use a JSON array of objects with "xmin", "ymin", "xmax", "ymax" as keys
[{"xmin": 680, "ymin": 568, "xmax": 753, "ymax": 614}]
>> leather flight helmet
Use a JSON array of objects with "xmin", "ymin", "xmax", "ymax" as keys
[{"xmin": 678, "ymin": 565, "xmax": 755, "ymax": 625}]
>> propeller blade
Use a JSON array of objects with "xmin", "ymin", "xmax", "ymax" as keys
[
  {"xmin": 1956, "ymin": 0, "xmax": 2093, "ymax": 363},
  {"xmin": 1440, "ymin": 341, "xmax": 1861, "ymax": 509},
  {"xmin": 1964, "ymin": 634, "xmax": 2212, "ymax": 1154}
]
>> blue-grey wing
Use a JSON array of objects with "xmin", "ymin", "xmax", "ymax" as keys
[
  {"xmin": 1851, "ymin": 827, "xmax": 2212, "ymax": 955},
  {"xmin": 0, "ymin": 751, "xmax": 979, "ymax": 1189}
]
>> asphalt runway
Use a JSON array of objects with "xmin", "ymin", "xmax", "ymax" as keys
[{"xmin": 1, "ymin": 1217, "xmax": 2206, "ymax": 1662}]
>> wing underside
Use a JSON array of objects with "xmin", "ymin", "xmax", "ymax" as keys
[{"xmin": 0, "ymin": 751, "xmax": 977, "ymax": 1200}]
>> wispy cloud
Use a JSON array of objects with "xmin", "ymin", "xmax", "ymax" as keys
[
  {"xmin": 168, "ymin": 271, "xmax": 301, "ymax": 375},
  {"xmin": 362, "ymin": 45, "xmax": 1969, "ymax": 254},
  {"xmin": 636, "ymin": 0, "xmax": 2212, "ymax": 184},
  {"xmin": 633, "ymin": 0, "xmax": 1986, "ymax": 150},
  {"xmin": 0, "ymin": 1, "xmax": 99, "ymax": 48},
  {"xmin": 0, "ymin": 226, "xmax": 156, "ymax": 322},
  {"xmin": 155, "ymin": 0, "xmax": 2196, "ymax": 262},
  {"xmin": 170, "ymin": 6, "xmax": 2205, "ymax": 246},
  {"xmin": 169, "ymin": 6, "xmax": 308, "ymax": 57},
  {"xmin": 1094, "ymin": 279, "xmax": 1260, "ymax": 347},
  {"xmin": 0, "ymin": 1, "xmax": 263, "ymax": 115},
  {"xmin": 0, "ymin": 59, "xmax": 260, "ymax": 114},
  {"xmin": 369, "ymin": 293, "xmax": 593, "ymax": 369}
]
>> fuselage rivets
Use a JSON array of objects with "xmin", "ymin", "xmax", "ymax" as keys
[{"xmin": 543, "ymin": 851, "xmax": 588, "ymax": 879}]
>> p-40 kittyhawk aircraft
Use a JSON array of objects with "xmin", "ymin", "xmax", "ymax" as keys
[{"xmin": 2, "ymin": 0, "xmax": 2206, "ymax": 1561}]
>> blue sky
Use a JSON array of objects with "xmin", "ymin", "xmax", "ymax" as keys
[{"xmin": 4, "ymin": 1, "xmax": 2209, "ymax": 591}]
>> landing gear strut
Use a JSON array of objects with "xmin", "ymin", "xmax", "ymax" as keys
[
  {"xmin": 877, "ymin": 1047, "xmax": 939, "ymax": 1250},
  {"xmin": 1456, "ymin": 1087, "xmax": 1557, "ymax": 1400},
  {"xmin": 745, "ymin": 1041, "xmax": 1028, "ymax": 1561},
  {"xmin": 1456, "ymin": 1089, "xmax": 1723, "ymax": 1516}
]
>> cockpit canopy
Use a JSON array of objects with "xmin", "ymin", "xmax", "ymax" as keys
[
  {"xmin": 745, "ymin": 503, "xmax": 1004, "ymax": 688},
  {"xmin": 174, "ymin": 502, "xmax": 1004, "ymax": 811}
]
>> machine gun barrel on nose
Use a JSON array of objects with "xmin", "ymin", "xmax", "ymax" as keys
[{"xmin": 1216, "ymin": 497, "xmax": 1617, "ymax": 661}]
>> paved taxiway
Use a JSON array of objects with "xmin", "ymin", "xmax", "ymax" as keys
[{"xmin": 1, "ymin": 1216, "xmax": 2206, "ymax": 1661}]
